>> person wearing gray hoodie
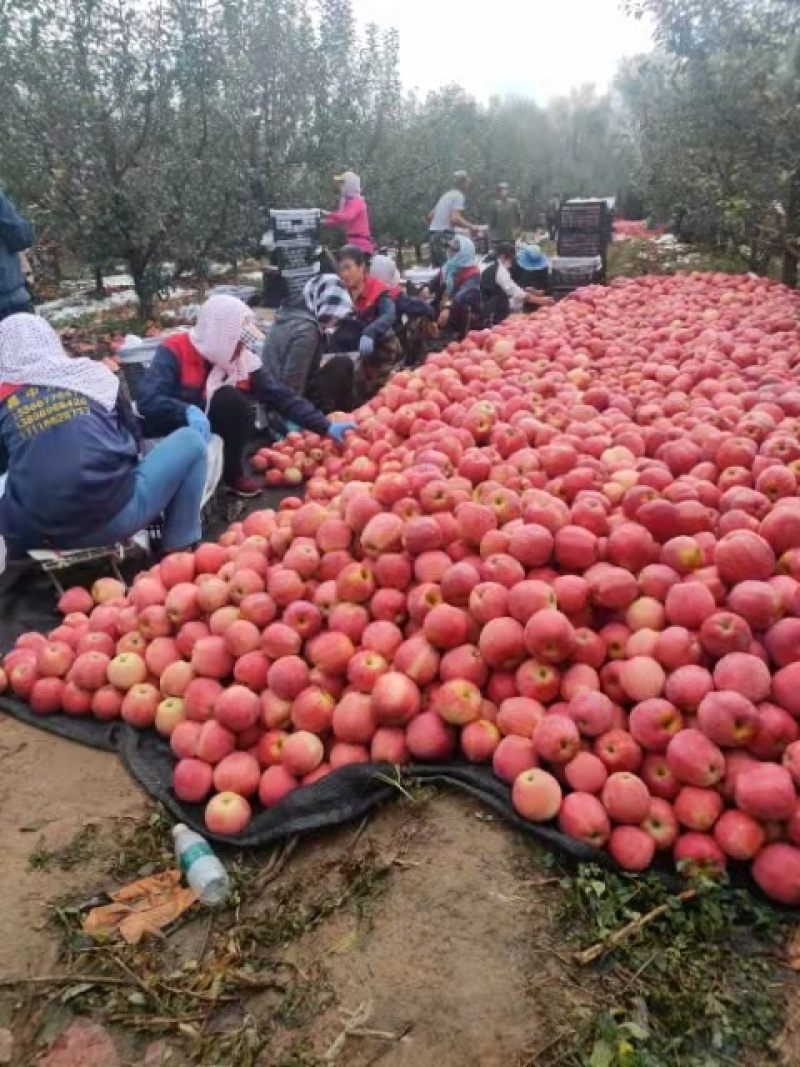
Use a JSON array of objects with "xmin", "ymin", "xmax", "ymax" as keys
[
  {"xmin": 262, "ymin": 274, "xmax": 357, "ymax": 415},
  {"xmin": 0, "ymin": 191, "xmax": 35, "ymax": 322}
]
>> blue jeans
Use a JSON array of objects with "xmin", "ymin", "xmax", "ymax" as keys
[{"xmin": 78, "ymin": 428, "xmax": 207, "ymax": 551}]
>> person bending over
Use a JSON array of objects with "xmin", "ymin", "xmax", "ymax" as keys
[
  {"xmin": 262, "ymin": 274, "xmax": 359, "ymax": 415},
  {"xmin": 0, "ymin": 314, "xmax": 207, "ymax": 557},
  {"xmin": 138, "ymin": 294, "xmax": 355, "ymax": 498},
  {"xmin": 335, "ymin": 247, "xmax": 402, "ymax": 401},
  {"xmin": 480, "ymin": 242, "xmax": 548, "ymax": 325}
]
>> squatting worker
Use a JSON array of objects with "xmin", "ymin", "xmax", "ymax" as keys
[
  {"xmin": 0, "ymin": 314, "xmax": 207, "ymax": 557},
  {"xmin": 480, "ymin": 242, "xmax": 549, "ymax": 325},
  {"xmin": 433, "ymin": 234, "xmax": 482, "ymax": 340},
  {"xmin": 137, "ymin": 295, "xmax": 355, "ymax": 498},
  {"xmin": 428, "ymin": 171, "xmax": 480, "ymax": 268},
  {"xmin": 262, "ymin": 274, "xmax": 360, "ymax": 414},
  {"xmin": 335, "ymin": 246, "xmax": 402, "ymax": 400}
]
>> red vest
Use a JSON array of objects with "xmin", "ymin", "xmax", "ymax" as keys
[
  {"xmin": 162, "ymin": 332, "xmax": 251, "ymax": 396},
  {"xmin": 354, "ymin": 275, "xmax": 389, "ymax": 314}
]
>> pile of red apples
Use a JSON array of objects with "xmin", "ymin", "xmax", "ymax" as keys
[{"xmin": 5, "ymin": 272, "xmax": 800, "ymax": 905}]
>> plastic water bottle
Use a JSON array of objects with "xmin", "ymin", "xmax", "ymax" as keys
[{"xmin": 173, "ymin": 824, "xmax": 230, "ymax": 906}]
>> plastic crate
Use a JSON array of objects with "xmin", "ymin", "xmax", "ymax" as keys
[
  {"xmin": 559, "ymin": 199, "xmax": 609, "ymax": 232},
  {"xmin": 282, "ymin": 265, "xmax": 317, "ymax": 300},
  {"xmin": 274, "ymin": 242, "xmax": 317, "ymax": 271},
  {"xmin": 269, "ymin": 208, "xmax": 321, "ymax": 246},
  {"xmin": 117, "ymin": 329, "xmax": 188, "ymax": 398},
  {"xmin": 550, "ymin": 256, "xmax": 603, "ymax": 284},
  {"xmin": 557, "ymin": 230, "xmax": 608, "ymax": 258},
  {"xmin": 116, "ymin": 340, "xmax": 161, "ymax": 398}
]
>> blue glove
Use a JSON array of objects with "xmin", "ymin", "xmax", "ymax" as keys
[
  {"xmin": 328, "ymin": 420, "xmax": 357, "ymax": 446},
  {"xmin": 186, "ymin": 406, "xmax": 211, "ymax": 443},
  {"xmin": 359, "ymin": 334, "xmax": 375, "ymax": 358}
]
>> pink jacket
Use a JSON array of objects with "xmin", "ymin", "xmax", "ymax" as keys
[{"xmin": 322, "ymin": 196, "xmax": 374, "ymax": 253}]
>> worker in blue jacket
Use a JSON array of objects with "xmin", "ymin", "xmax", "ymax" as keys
[
  {"xmin": 0, "ymin": 191, "xmax": 35, "ymax": 321},
  {"xmin": 137, "ymin": 294, "xmax": 356, "ymax": 497},
  {"xmin": 0, "ymin": 314, "xmax": 208, "ymax": 557}
]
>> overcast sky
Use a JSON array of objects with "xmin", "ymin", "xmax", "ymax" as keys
[{"xmin": 352, "ymin": 0, "xmax": 654, "ymax": 103}]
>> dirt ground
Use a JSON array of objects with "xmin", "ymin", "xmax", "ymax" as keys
[
  {"xmin": 2, "ymin": 710, "xmax": 798, "ymax": 1067},
  {"xmin": 0, "ymin": 716, "xmax": 146, "ymax": 976},
  {"xmin": 0, "ymin": 712, "xmax": 585, "ymax": 1066}
]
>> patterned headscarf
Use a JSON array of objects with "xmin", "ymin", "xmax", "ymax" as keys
[
  {"xmin": 443, "ymin": 234, "xmax": 477, "ymax": 296},
  {"xmin": 190, "ymin": 294, "xmax": 262, "ymax": 409},
  {"xmin": 303, "ymin": 274, "xmax": 354, "ymax": 323},
  {"xmin": 0, "ymin": 313, "xmax": 119, "ymax": 411}
]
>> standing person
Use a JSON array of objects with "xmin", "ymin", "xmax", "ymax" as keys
[
  {"xmin": 0, "ymin": 314, "xmax": 207, "ymax": 557},
  {"xmin": 0, "ymin": 191, "xmax": 35, "ymax": 322},
  {"xmin": 321, "ymin": 172, "xmax": 375, "ymax": 255},
  {"xmin": 137, "ymin": 294, "xmax": 355, "ymax": 498},
  {"xmin": 546, "ymin": 195, "xmax": 561, "ymax": 242},
  {"xmin": 262, "ymin": 274, "xmax": 359, "ymax": 414},
  {"xmin": 488, "ymin": 183, "xmax": 522, "ymax": 247},
  {"xmin": 335, "ymin": 246, "xmax": 401, "ymax": 399},
  {"xmin": 427, "ymin": 172, "xmax": 479, "ymax": 268}
]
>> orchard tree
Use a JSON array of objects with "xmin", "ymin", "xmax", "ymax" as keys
[{"xmin": 621, "ymin": 0, "xmax": 800, "ymax": 284}]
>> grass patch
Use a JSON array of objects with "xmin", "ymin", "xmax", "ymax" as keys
[
  {"xmin": 608, "ymin": 238, "xmax": 748, "ymax": 280},
  {"xmin": 28, "ymin": 824, "xmax": 103, "ymax": 872},
  {"xmin": 536, "ymin": 858, "xmax": 791, "ymax": 1067}
]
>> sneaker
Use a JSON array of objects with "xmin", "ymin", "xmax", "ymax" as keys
[{"xmin": 227, "ymin": 477, "xmax": 262, "ymax": 499}]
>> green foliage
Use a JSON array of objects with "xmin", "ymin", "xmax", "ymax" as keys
[
  {"xmin": 3, "ymin": 0, "xmax": 796, "ymax": 296},
  {"xmin": 0, "ymin": 0, "xmax": 633, "ymax": 291},
  {"xmin": 555, "ymin": 862, "xmax": 789, "ymax": 1066},
  {"xmin": 617, "ymin": 0, "xmax": 800, "ymax": 283}
]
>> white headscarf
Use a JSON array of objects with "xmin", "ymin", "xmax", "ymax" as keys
[
  {"xmin": 0, "ymin": 313, "xmax": 119, "ymax": 411},
  {"xmin": 190, "ymin": 295, "xmax": 262, "ymax": 409},
  {"xmin": 337, "ymin": 171, "xmax": 362, "ymax": 208},
  {"xmin": 370, "ymin": 255, "xmax": 401, "ymax": 288}
]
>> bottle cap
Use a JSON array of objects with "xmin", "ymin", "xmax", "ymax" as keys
[{"xmin": 172, "ymin": 823, "xmax": 188, "ymax": 837}]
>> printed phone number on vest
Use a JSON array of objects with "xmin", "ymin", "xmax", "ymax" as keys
[{"xmin": 9, "ymin": 389, "xmax": 90, "ymax": 439}]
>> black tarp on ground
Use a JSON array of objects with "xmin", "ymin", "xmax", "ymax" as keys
[
  {"xmin": 0, "ymin": 510, "xmax": 788, "ymax": 911},
  {"xmin": 0, "ymin": 551, "xmax": 604, "ymax": 857}
]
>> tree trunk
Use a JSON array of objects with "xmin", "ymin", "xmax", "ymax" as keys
[
  {"xmin": 414, "ymin": 243, "xmax": 422, "ymax": 264},
  {"xmin": 93, "ymin": 266, "xmax": 106, "ymax": 298},
  {"xmin": 782, "ymin": 170, "xmax": 800, "ymax": 289},
  {"xmin": 131, "ymin": 264, "xmax": 155, "ymax": 322}
]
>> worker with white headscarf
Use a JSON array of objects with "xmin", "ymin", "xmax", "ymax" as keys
[
  {"xmin": 137, "ymin": 294, "xmax": 355, "ymax": 496},
  {"xmin": 0, "ymin": 313, "xmax": 207, "ymax": 556},
  {"xmin": 321, "ymin": 171, "xmax": 375, "ymax": 254}
]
